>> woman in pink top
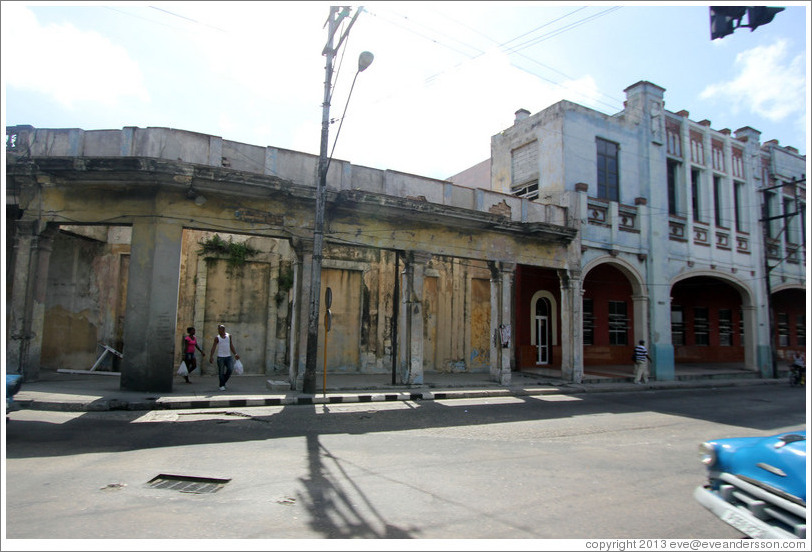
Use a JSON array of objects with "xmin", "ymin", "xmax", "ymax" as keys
[{"xmin": 181, "ymin": 326, "xmax": 205, "ymax": 383}]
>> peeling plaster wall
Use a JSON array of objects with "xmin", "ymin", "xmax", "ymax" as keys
[
  {"xmin": 41, "ymin": 229, "xmax": 128, "ymax": 371},
  {"xmin": 177, "ymin": 230, "xmax": 295, "ymax": 376},
  {"xmin": 40, "ymin": 226, "xmax": 508, "ymax": 376}
]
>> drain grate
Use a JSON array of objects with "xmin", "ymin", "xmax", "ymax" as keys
[{"xmin": 146, "ymin": 474, "xmax": 231, "ymax": 494}]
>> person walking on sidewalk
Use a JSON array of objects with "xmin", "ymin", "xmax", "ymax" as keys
[
  {"xmin": 633, "ymin": 340, "xmax": 652, "ymax": 384},
  {"xmin": 209, "ymin": 324, "xmax": 240, "ymax": 391},
  {"xmin": 181, "ymin": 326, "xmax": 205, "ymax": 383}
]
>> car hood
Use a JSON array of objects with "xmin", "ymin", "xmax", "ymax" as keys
[{"xmin": 709, "ymin": 430, "xmax": 806, "ymax": 502}]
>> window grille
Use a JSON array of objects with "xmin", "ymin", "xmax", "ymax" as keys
[
  {"xmin": 719, "ymin": 309, "xmax": 733, "ymax": 346},
  {"xmin": 672, "ymin": 306, "xmax": 685, "ymax": 346},
  {"xmin": 608, "ymin": 300, "xmax": 628, "ymax": 345},
  {"xmin": 512, "ymin": 181, "xmax": 539, "ymax": 200},
  {"xmin": 694, "ymin": 307, "xmax": 709, "ymax": 346},
  {"xmin": 583, "ymin": 298, "xmax": 595, "ymax": 346},
  {"xmin": 777, "ymin": 313, "xmax": 790, "ymax": 347}
]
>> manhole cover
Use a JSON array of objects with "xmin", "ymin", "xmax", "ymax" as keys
[{"xmin": 146, "ymin": 474, "xmax": 230, "ymax": 494}]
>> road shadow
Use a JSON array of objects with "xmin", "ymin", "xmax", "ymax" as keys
[{"xmin": 6, "ymin": 384, "xmax": 806, "ymax": 460}]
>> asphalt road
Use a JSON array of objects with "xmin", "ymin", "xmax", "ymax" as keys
[{"xmin": 4, "ymin": 384, "xmax": 807, "ymax": 545}]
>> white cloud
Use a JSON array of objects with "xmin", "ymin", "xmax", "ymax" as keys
[
  {"xmin": 1, "ymin": 5, "xmax": 149, "ymax": 108},
  {"xmin": 700, "ymin": 39, "xmax": 806, "ymax": 122}
]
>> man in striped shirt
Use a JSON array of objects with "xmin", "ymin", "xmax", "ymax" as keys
[{"xmin": 633, "ymin": 340, "xmax": 652, "ymax": 384}]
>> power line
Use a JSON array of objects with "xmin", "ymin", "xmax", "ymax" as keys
[{"xmin": 365, "ymin": 5, "xmax": 626, "ymax": 113}]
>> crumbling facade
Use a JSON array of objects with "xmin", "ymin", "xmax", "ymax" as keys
[{"xmin": 5, "ymin": 125, "xmax": 578, "ymax": 391}]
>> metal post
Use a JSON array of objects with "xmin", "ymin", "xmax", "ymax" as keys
[
  {"xmin": 303, "ymin": 7, "xmax": 340, "ymax": 395},
  {"xmin": 303, "ymin": 6, "xmax": 365, "ymax": 395}
]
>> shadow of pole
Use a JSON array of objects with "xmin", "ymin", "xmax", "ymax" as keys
[{"xmin": 298, "ymin": 432, "xmax": 418, "ymax": 538}]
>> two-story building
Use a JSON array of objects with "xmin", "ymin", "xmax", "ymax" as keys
[{"xmin": 451, "ymin": 80, "xmax": 806, "ymax": 382}]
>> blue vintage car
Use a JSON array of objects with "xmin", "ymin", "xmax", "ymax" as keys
[
  {"xmin": 694, "ymin": 430, "xmax": 806, "ymax": 539},
  {"xmin": 6, "ymin": 373, "xmax": 23, "ymax": 418}
]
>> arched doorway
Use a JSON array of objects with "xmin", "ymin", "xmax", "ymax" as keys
[
  {"xmin": 582, "ymin": 263, "xmax": 641, "ymax": 366},
  {"xmin": 531, "ymin": 293, "xmax": 557, "ymax": 365},
  {"xmin": 514, "ymin": 266, "xmax": 561, "ymax": 369},
  {"xmin": 669, "ymin": 276, "xmax": 747, "ymax": 365}
]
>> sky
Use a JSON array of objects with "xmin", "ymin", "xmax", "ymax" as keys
[{"xmin": 2, "ymin": 1, "xmax": 808, "ymax": 181}]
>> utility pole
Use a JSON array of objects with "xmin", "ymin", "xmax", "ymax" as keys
[
  {"xmin": 303, "ymin": 6, "xmax": 363, "ymax": 394},
  {"xmin": 759, "ymin": 177, "xmax": 805, "ymax": 379}
]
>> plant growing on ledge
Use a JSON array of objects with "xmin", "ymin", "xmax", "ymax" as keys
[{"xmin": 198, "ymin": 234, "xmax": 259, "ymax": 277}]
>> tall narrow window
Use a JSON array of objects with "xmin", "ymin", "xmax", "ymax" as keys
[
  {"xmin": 734, "ymin": 181, "xmax": 746, "ymax": 232},
  {"xmin": 694, "ymin": 307, "xmax": 709, "ymax": 346},
  {"xmin": 671, "ymin": 306, "xmax": 685, "ymax": 346},
  {"xmin": 765, "ymin": 191, "xmax": 778, "ymax": 238},
  {"xmin": 583, "ymin": 298, "xmax": 594, "ymax": 346},
  {"xmin": 797, "ymin": 315, "xmax": 805, "ymax": 347},
  {"xmin": 719, "ymin": 309, "xmax": 733, "ymax": 346},
  {"xmin": 777, "ymin": 313, "xmax": 790, "ymax": 347},
  {"xmin": 596, "ymin": 138, "xmax": 619, "ymax": 202},
  {"xmin": 713, "ymin": 175, "xmax": 724, "ymax": 227},
  {"xmin": 691, "ymin": 168, "xmax": 703, "ymax": 222},
  {"xmin": 608, "ymin": 300, "xmax": 628, "ymax": 345},
  {"xmin": 784, "ymin": 196, "xmax": 798, "ymax": 244},
  {"xmin": 667, "ymin": 159, "xmax": 680, "ymax": 215}
]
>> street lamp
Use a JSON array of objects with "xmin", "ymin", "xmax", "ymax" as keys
[{"xmin": 303, "ymin": 7, "xmax": 372, "ymax": 395}]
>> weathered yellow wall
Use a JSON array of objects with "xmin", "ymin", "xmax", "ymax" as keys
[{"xmin": 318, "ymin": 268, "xmax": 362, "ymax": 371}]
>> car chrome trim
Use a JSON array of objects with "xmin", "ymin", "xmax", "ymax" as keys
[
  {"xmin": 756, "ymin": 462, "xmax": 787, "ymax": 477},
  {"xmin": 694, "ymin": 486, "xmax": 799, "ymax": 539}
]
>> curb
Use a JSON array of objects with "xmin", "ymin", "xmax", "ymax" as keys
[{"xmin": 13, "ymin": 377, "xmax": 786, "ymax": 413}]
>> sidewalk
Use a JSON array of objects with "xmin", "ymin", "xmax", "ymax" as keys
[{"xmin": 9, "ymin": 363, "xmax": 787, "ymax": 413}]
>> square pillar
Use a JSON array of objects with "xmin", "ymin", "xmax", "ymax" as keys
[
  {"xmin": 559, "ymin": 269, "xmax": 584, "ymax": 383},
  {"xmin": 399, "ymin": 251, "xmax": 431, "ymax": 385},
  {"xmin": 490, "ymin": 262, "xmax": 515, "ymax": 385},
  {"xmin": 290, "ymin": 239, "xmax": 313, "ymax": 389},
  {"xmin": 120, "ymin": 218, "xmax": 183, "ymax": 392},
  {"xmin": 7, "ymin": 221, "xmax": 56, "ymax": 381}
]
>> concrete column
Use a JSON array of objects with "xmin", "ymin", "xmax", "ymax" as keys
[
  {"xmin": 7, "ymin": 221, "xmax": 56, "ymax": 381},
  {"xmin": 559, "ymin": 269, "xmax": 583, "ymax": 384},
  {"xmin": 651, "ymin": 294, "xmax": 675, "ymax": 382},
  {"xmin": 399, "ymin": 251, "xmax": 431, "ymax": 385},
  {"xmin": 120, "ymin": 218, "xmax": 184, "ymax": 392},
  {"xmin": 265, "ymin": 256, "xmax": 281, "ymax": 375},
  {"xmin": 489, "ymin": 264, "xmax": 500, "ymax": 381},
  {"xmin": 290, "ymin": 239, "xmax": 313, "ymax": 389},
  {"xmin": 631, "ymin": 294, "xmax": 650, "ymax": 347},
  {"xmin": 741, "ymin": 304, "xmax": 771, "ymax": 376},
  {"xmin": 489, "ymin": 262, "xmax": 515, "ymax": 385}
]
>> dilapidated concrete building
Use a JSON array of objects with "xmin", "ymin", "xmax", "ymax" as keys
[{"xmin": 5, "ymin": 124, "xmax": 580, "ymax": 392}]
